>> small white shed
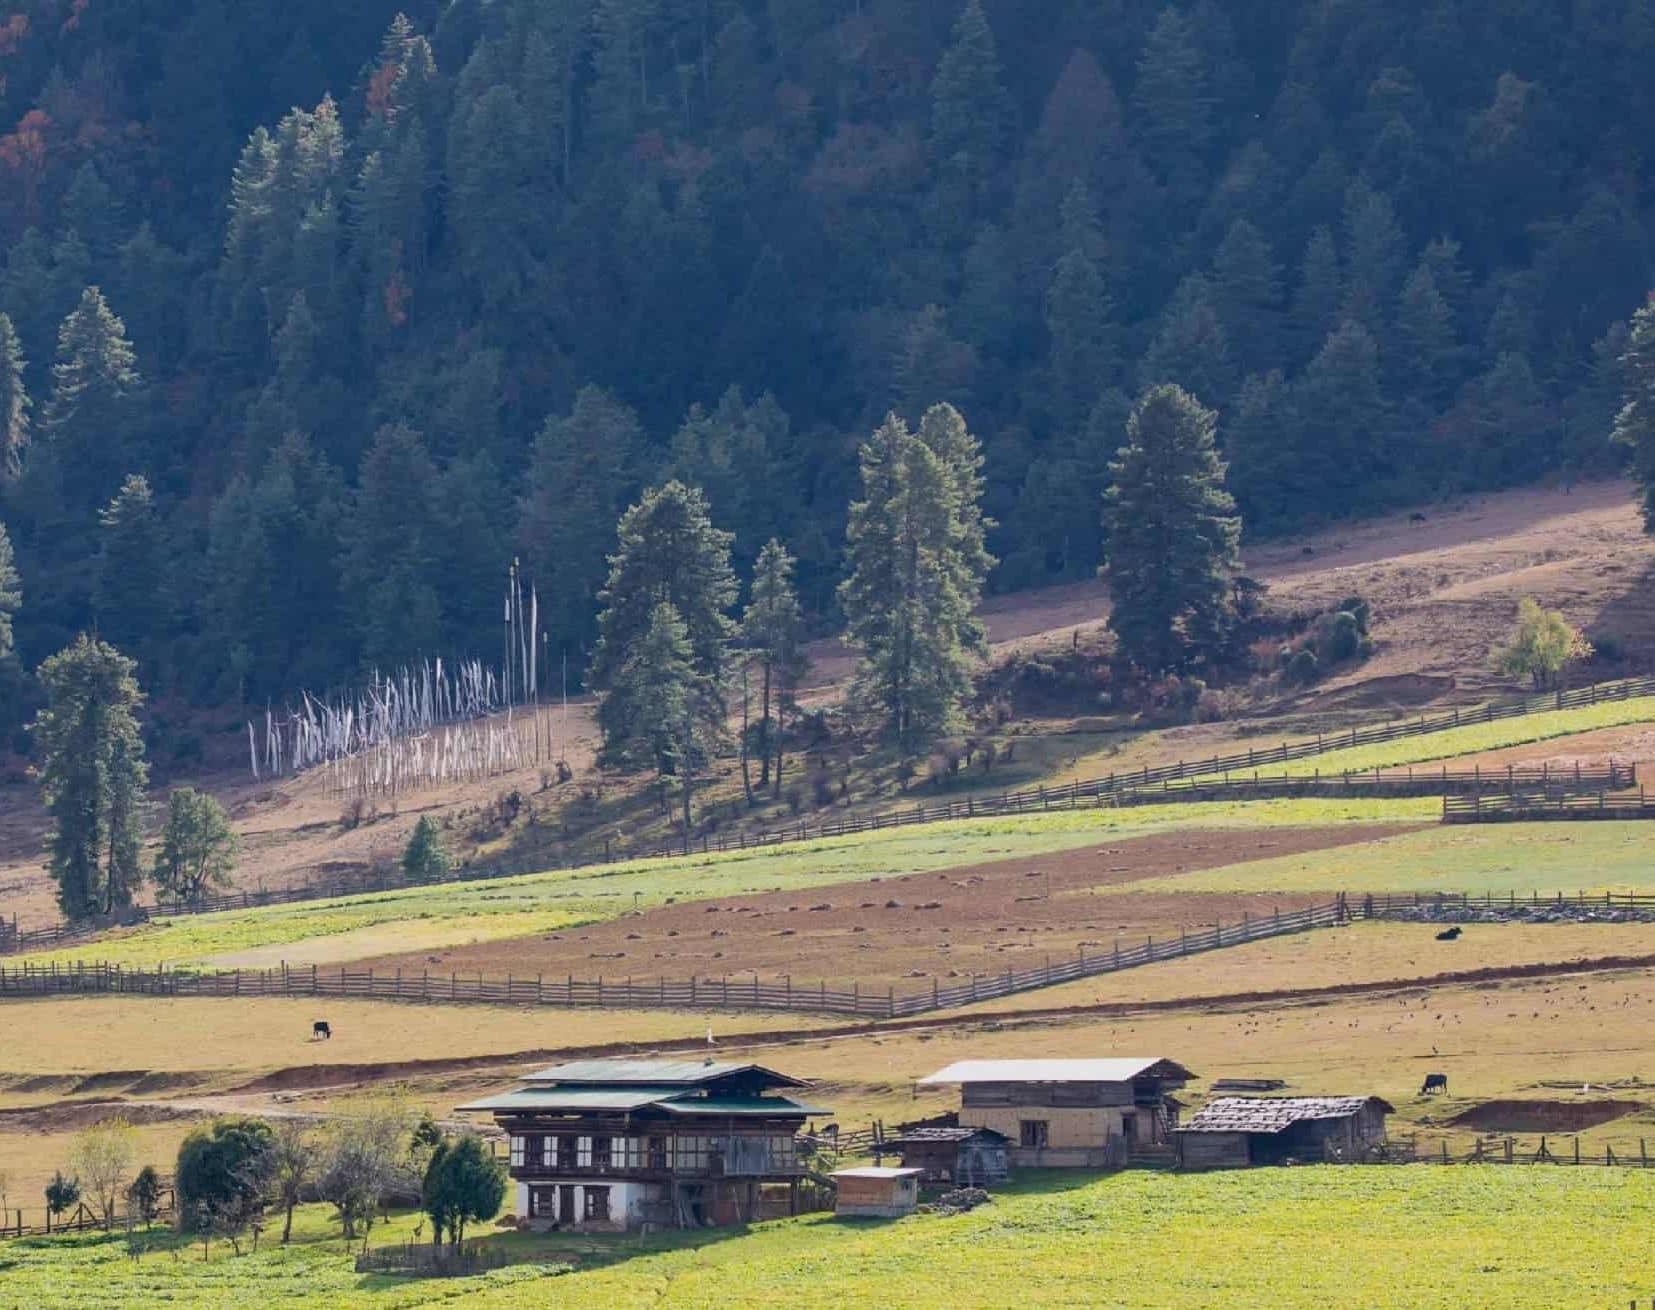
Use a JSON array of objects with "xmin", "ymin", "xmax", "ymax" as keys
[{"xmin": 831, "ymin": 1166, "xmax": 924, "ymax": 1218}]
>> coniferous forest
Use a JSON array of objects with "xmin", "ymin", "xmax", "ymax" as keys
[{"xmin": 0, "ymin": 0, "xmax": 1650, "ymax": 728}]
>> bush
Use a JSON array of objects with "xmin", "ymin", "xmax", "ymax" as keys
[
  {"xmin": 1320, "ymin": 610, "xmax": 1362, "ymax": 662},
  {"xmin": 401, "ymin": 815, "xmax": 451, "ymax": 879},
  {"xmin": 1286, "ymin": 648, "xmax": 1319, "ymax": 685},
  {"xmin": 1336, "ymin": 595, "xmax": 1371, "ymax": 634},
  {"xmin": 176, "ymin": 1117, "xmax": 275, "ymax": 1234}
]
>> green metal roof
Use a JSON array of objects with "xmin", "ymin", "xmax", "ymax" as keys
[
  {"xmin": 454, "ymin": 1086, "xmax": 686, "ymax": 1113},
  {"xmin": 660, "ymin": 1096, "xmax": 831, "ymax": 1117},
  {"xmin": 521, "ymin": 1059, "xmax": 806, "ymax": 1088}
]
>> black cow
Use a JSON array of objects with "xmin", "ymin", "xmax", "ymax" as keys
[
  {"xmin": 1421, "ymin": 1073, "xmax": 1448, "ymax": 1095},
  {"xmin": 1435, "ymin": 926, "xmax": 1462, "ymax": 941},
  {"xmin": 1410, "ymin": 512, "xmax": 1428, "ymax": 523},
  {"xmin": 312, "ymin": 1020, "xmax": 332, "ymax": 1040}
]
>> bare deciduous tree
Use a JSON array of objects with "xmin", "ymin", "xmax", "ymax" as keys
[
  {"xmin": 270, "ymin": 1120, "xmax": 320, "ymax": 1244},
  {"xmin": 71, "ymin": 1117, "xmax": 136, "ymax": 1228}
]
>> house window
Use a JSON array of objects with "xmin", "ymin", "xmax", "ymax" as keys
[
  {"xmin": 648, "ymin": 1136, "xmax": 668, "ymax": 1169},
  {"xmin": 509, "ymin": 1136, "xmax": 526, "ymax": 1168},
  {"xmin": 541, "ymin": 1136, "xmax": 557, "ymax": 1168},
  {"xmin": 591, "ymin": 1136, "xmax": 613, "ymax": 1166},
  {"xmin": 584, "ymin": 1186, "xmax": 611, "ymax": 1221},
  {"xmin": 527, "ymin": 1187, "xmax": 556, "ymax": 1219},
  {"xmin": 576, "ymin": 1136, "xmax": 593, "ymax": 1167},
  {"xmin": 1020, "ymin": 1120, "xmax": 1050, "ymax": 1149}
]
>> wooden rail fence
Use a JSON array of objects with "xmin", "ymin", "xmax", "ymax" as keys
[
  {"xmin": 1444, "ymin": 788, "xmax": 1655, "ymax": 822},
  {"xmin": 8, "ymin": 891, "xmax": 1646, "ymax": 1018},
  {"xmin": 5, "ymin": 673, "xmax": 1653, "ymax": 957}
]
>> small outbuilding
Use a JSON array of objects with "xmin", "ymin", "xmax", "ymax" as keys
[
  {"xmin": 1175, "ymin": 1096, "xmax": 1394, "ymax": 1169},
  {"xmin": 918, "ymin": 1057, "xmax": 1195, "ymax": 1167},
  {"xmin": 880, "ymin": 1126, "xmax": 1010, "ymax": 1185},
  {"xmin": 831, "ymin": 1166, "xmax": 924, "ymax": 1218}
]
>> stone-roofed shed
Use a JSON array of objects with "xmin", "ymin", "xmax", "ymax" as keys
[{"xmin": 1174, "ymin": 1096, "xmax": 1394, "ymax": 1169}]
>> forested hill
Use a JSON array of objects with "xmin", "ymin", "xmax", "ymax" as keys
[{"xmin": 0, "ymin": 0, "xmax": 1647, "ymax": 711}]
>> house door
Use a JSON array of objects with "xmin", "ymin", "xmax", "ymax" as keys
[
  {"xmin": 1120, "ymin": 1113, "xmax": 1137, "ymax": 1146},
  {"xmin": 558, "ymin": 1185, "xmax": 578, "ymax": 1224}
]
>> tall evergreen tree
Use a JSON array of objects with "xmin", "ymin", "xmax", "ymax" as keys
[
  {"xmin": 0, "ymin": 314, "xmax": 28, "ymax": 483},
  {"xmin": 338, "ymin": 424, "xmax": 443, "ymax": 671},
  {"xmin": 1045, "ymin": 185, "xmax": 1117, "ymax": 431},
  {"xmin": 41, "ymin": 288, "xmax": 142, "ymax": 516},
  {"xmin": 94, "ymin": 475, "xmax": 168, "ymax": 676},
  {"xmin": 1290, "ymin": 226, "xmax": 1342, "ymax": 359},
  {"xmin": 930, "ymin": 0, "xmax": 1012, "ymax": 211},
  {"xmin": 1210, "ymin": 219, "xmax": 1282, "ymax": 377},
  {"xmin": 741, "ymin": 538, "xmax": 809, "ymax": 793},
  {"xmin": 0, "ymin": 519, "xmax": 20, "ymax": 660},
  {"xmin": 1133, "ymin": 7, "xmax": 1213, "ymax": 203},
  {"xmin": 839, "ymin": 408, "xmax": 993, "ymax": 751},
  {"xmin": 1140, "ymin": 276, "xmax": 1235, "ymax": 406},
  {"xmin": 590, "ymin": 482, "xmax": 737, "ymax": 766},
  {"xmin": 518, "ymin": 387, "xmax": 641, "ymax": 673},
  {"xmin": 32, "ymin": 636, "xmax": 148, "ymax": 919},
  {"xmin": 1102, "ymin": 385, "xmax": 1241, "ymax": 674},
  {"xmin": 1295, "ymin": 320, "xmax": 1390, "ymax": 506}
]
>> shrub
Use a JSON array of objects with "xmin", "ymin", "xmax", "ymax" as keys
[
  {"xmin": 1320, "ymin": 610, "xmax": 1362, "ymax": 662},
  {"xmin": 401, "ymin": 815, "xmax": 451, "ymax": 879},
  {"xmin": 1286, "ymin": 648, "xmax": 1319, "ymax": 685},
  {"xmin": 176, "ymin": 1116, "xmax": 275, "ymax": 1235}
]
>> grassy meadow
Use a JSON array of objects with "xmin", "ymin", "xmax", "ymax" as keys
[
  {"xmin": 1188, "ymin": 695, "xmax": 1655, "ymax": 781},
  {"xmin": 1119, "ymin": 820, "xmax": 1655, "ymax": 896},
  {"xmin": 2, "ymin": 1171, "xmax": 1649, "ymax": 1309},
  {"xmin": 14, "ymin": 797, "xmax": 1429, "ymax": 969}
]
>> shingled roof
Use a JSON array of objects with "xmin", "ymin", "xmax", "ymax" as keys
[
  {"xmin": 883, "ymin": 1126, "xmax": 1009, "ymax": 1146},
  {"xmin": 1178, "ymin": 1096, "xmax": 1394, "ymax": 1134}
]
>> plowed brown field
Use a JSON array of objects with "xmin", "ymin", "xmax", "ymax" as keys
[{"xmin": 352, "ymin": 824, "xmax": 1421, "ymax": 988}]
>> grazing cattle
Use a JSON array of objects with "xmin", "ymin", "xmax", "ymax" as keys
[
  {"xmin": 1435, "ymin": 926, "xmax": 1462, "ymax": 941},
  {"xmin": 312, "ymin": 1021, "xmax": 332, "ymax": 1040},
  {"xmin": 1421, "ymin": 1073, "xmax": 1448, "ymax": 1095}
]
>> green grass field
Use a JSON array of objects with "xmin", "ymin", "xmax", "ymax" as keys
[
  {"xmin": 1120, "ymin": 819, "xmax": 1655, "ymax": 896},
  {"xmin": 5, "ymin": 1171, "xmax": 1650, "ymax": 1309},
  {"xmin": 1191, "ymin": 695, "xmax": 1655, "ymax": 781},
  {"xmin": 17, "ymin": 798, "xmax": 1428, "ymax": 968}
]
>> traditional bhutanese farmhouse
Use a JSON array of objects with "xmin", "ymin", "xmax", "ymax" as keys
[
  {"xmin": 831, "ymin": 1166, "xmax": 924, "ymax": 1218},
  {"xmin": 917, "ymin": 1058, "xmax": 1195, "ymax": 1167},
  {"xmin": 1174, "ymin": 1096, "xmax": 1394, "ymax": 1169},
  {"xmin": 880, "ymin": 1126, "xmax": 1010, "ymax": 1185},
  {"xmin": 456, "ymin": 1059, "xmax": 829, "ymax": 1232}
]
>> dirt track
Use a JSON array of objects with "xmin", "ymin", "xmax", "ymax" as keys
[{"xmin": 354, "ymin": 824, "xmax": 1422, "ymax": 988}]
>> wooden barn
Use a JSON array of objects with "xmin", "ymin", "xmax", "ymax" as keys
[
  {"xmin": 917, "ymin": 1058, "xmax": 1195, "ymax": 1168},
  {"xmin": 879, "ymin": 1126, "xmax": 1010, "ymax": 1185},
  {"xmin": 831, "ymin": 1166, "xmax": 924, "ymax": 1218},
  {"xmin": 456, "ymin": 1059, "xmax": 829, "ymax": 1232},
  {"xmin": 1175, "ymin": 1096, "xmax": 1394, "ymax": 1169}
]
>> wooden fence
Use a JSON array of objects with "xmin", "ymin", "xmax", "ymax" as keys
[
  {"xmin": 1444, "ymin": 788, "xmax": 1655, "ymax": 822},
  {"xmin": 8, "ymin": 890, "xmax": 1649, "ymax": 1019},
  {"xmin": 0, "ymin": 1190, "xmax": 175, "ymax": 1241},
  {"xmin": 5, "ymin": 673, "xmax": 1653, "ymax": 958},
  {"xmin": 1411, "ymin": 1135, "xmax": 1655, "ymax": 1167},
  {"xmin": 0, "ymin": 901, "xmax": 1357, "ymax": 1018}
]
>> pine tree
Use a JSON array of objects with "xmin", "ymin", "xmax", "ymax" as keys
[
  {"xmin": 1340, "ymin": 184, "xmax": 1407, "ymax": 333},
  {"xmin": 1390, "ymin": 263, "xmax": 1457, "ymax": 405},
  {"xmin": 1224, "ymin": 370, "xmax": 1298, "ymax": 532},
  {"xmin": 893, "ymin": 305, "xmax": 979, "ymax": 424},
  {"xmin": 95, "ymin": 475, "xmax": 168, "ymax": 676},
  {"xmin": 1295, "ymin": 320, "xmax": 1390, "ymax": 507},
  {"xmin": 742, "ymin": 538, "xmax": 809, "ymax": 794},
  {"xmin": 32, "ymin": 636, "xmax": 148, "ymax": 920},
  {"xmin": 1102, "ymin": 385, "xmax": 1241, "ymax": 674},
  {"xmin": 1290, "ymin": 226, "xmax": 1342, "ymax": 360},
  {"xmin": 590, "ymin": 482, "xmax": 737, "ymax": 766},
  {"xmin": 153, "ymin": 787, "xmax": 238, "ymax": 902},
  {"xmin": 42, "ymin": 288, "xmax": 142, "ymax": 515},
  {"xmin": 930, "ymin": 0, "xmax": 1012, "ymax": 189},
  {"xmin": 518, "ymin": 387, "xmax": 641, "ymax": 672},
  {"xmin": 1140, "ymin": 276, "xmax": 1235, "ymax": 406},
  {"xmin": 400, "ymin": 814, "xmax": 450, "ymax": 879},
  {"xmin": 0, "ymin": 519, "xmax": 19, "ymax": 660},
  {"xmin": 1133, "ymin": 7, "xmax": 1213, "ymax": 202},
  {"xmin": 1210, "ymin": 219, "xmax": 1282, "ymax": 377},
  {"xmin": 1045, "ymin": 185, "xmax": 1117, "ymax": 431},
  {"xmin": 339, "ymin": 424, "xmax": 443, "ymax": 671},
  {"xmin": 609, "ymin": 600, "xmax": 697, "ymax": 777},
  {"xmin": 839, "ymin": 409, "xmax": 992, "ymax": 751},
  {"xmin": 0, "ymin": 313, "xmax": 28, "ymax": 482}
]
